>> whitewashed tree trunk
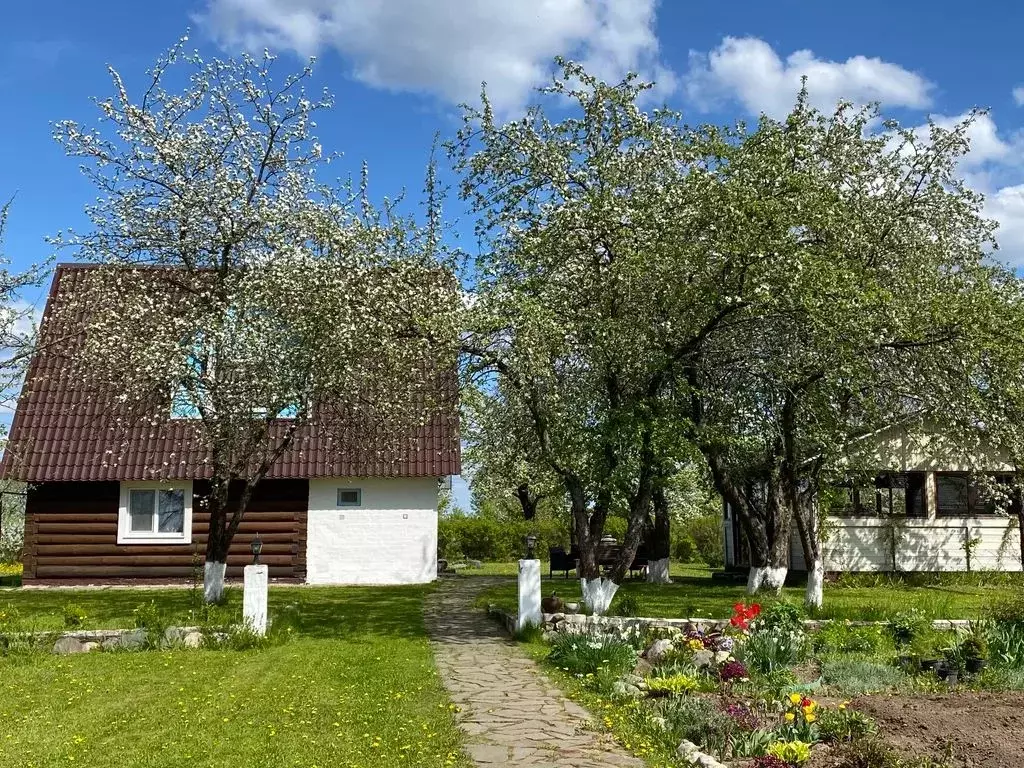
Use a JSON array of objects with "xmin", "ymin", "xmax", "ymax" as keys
[
  {"xmin": 805, "ymin": 557, "xmax": 824, "ymax": 609},
  {"xmin": 646, "ymin": 557, "xmax": 671, "ymax": 584},
  {"xmin": 580, "ymin": 577, "xmax": 619, "ymax": 615},
  {"xmin": 746, "ymin": 565, "xmax": 788, "ymax": 595},
  {"xmin": 204, "ymin": 561, "xmax": 227, "ymax": 603}
]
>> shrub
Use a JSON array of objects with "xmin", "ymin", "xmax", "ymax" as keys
[
  {"xmin": 547, "ymin": 632, "xmax": 636, "ymax": 677},
  {"xmin": 820, "ymin": 660, "xmax": 909, "ymax": 695},
  {"xmin": 62, "ymin": 603, "xmax": 88, "ymax": 629},
  {"xmin": 671, "ymin": 534, "xmax": 697, "ymax": 563},
  {"xmin": 685, "ymin": 515, "xmax": 725, "ymax": 567},
  {"xmin": 437, "ymin": 515, "xmax": 569, "ymax": 561}
]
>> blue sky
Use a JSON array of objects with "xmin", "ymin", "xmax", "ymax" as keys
[{"xmin": 3, "ymin": 0, "xmax": 1024, "ymax": 511}]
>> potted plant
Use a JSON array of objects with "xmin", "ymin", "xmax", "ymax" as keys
[
  {"xmin": 961, "ymin": 634, "xmax": 988, "ymax": 674},
  {"xmin": 907, "ymin": 631, "xmax": 941, "ymax": 671}
]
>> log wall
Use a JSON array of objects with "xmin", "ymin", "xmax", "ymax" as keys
[{"xmin": 24, "ymin": 480, "xmax": 308, "ymax": 582}]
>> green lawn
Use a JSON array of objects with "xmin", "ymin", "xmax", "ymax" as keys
[
  {"xmin": 471, "ymin": 564, "xmax": 1023, "ymax": 620},
  {"xmin": 0, "ymin": 585, "xmax": 469, "ymax": 768}
]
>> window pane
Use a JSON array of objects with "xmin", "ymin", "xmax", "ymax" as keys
[
  {"xmin": 937, "ymin": 474, "xmax": 969, "ymax": 516},
  {"xmin": 157, "ymin": 490, "xmax": 185, "ymax": 533},
  {"xmin": 129, "ymin": 490, "xmax": 155, "ymax": 532},
  {"xmin": 337, "ymin": 488, "xmax": 361, "ymax": 507}
]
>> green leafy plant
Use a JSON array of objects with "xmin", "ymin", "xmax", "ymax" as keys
[
  {"xmin": 609, "ymin": 594, "xmax": 644, "ymax": 617},
  {"xmin": 766, "ymin": 740, "xmax": 812, "ymax": 765},
  {"xmin": 62, "ymin": 603, "xmax": 88, "ymax": 629},
  {"xmin": 513, "ymin": 621, "xmax": 545, "ymax": 644},
  {"xmin": 656, "ymin": 696, "xmax": 735, "ymax": 758},
  {"xmin": 813, "ymin": 622, "xmax": 888, "ymax": 656},
  {"xmin": 645, "ymin": 673, "xmax": 699, "ymax": 696},
  {"xmin": 818, "ymin": 705, "xmax": 878, "ymax": 743},
  {"xmin": 731, "ymin": 729, "xmax": 778, "ymax": 759},
  {"xmin": 547, "ymin": 633, "xmax": 636, "ymax": 677},
  {"xmin": 131, "ymin": 601, "xmax": 167, "ymax": 647},
  {"xmin": 739, "ymin": 625, "xmax": 807, "ymax": 675},
  {"xmin": 820, "ymin": 659, "xmax": 909, "ymax": 695},
  {"xmin": 756, "ymin": 601, "xmax": 804, "ymax": 634},
  {"xmin": 889, "ymin": 609, "xmax": 928, "ymax": 646}
]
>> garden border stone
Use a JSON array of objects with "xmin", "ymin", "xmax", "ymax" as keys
[{"xmin": 486, "ymin": 605, "xmax": 971, "ymax": 637}]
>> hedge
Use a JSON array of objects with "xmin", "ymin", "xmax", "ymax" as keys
[{"xmin": 439, "ymin": 513, "xmax": 724, "ymax": 566}]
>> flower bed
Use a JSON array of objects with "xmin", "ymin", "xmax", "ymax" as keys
[{"xmin": 493, "ymin": 599, "xmax": 1024, "ymax": 767}]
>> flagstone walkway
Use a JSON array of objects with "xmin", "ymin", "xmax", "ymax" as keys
[{"xmin": 424, "ymin": 577, "xmax": 646, "ymax": 768}]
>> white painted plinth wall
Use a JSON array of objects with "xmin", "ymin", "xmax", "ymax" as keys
[
  {"xmin": 517, "ymin": 559, "xmax": 541, "ymax": 631},
  {"xmin": 243, "ymin": 564, "xmax": 268, "ymax": 635},
  {"xmin": 306, "ymin": 477, "xmax": 439, "ymax": 585}
]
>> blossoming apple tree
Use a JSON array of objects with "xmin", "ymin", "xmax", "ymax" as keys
[{"xmin": 50, "ymin": 41, "xmax": 458, "ymax": 601}]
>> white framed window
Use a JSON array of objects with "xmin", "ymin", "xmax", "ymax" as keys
[
  {"xmin": 337, "ymin": 488, "xmax": 362, "ymax": 507},
  {"xmin": 118, "ymin": 481, "xmax": 193, "ymax": 544}
]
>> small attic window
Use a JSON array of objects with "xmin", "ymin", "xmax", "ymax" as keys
[{"xmin": 337, "ymin": 488, "xmax": 361, "ymax": 507}]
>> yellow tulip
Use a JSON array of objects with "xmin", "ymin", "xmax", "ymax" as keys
[
  {"xmin": 788, "ymin": 693, "xmax": 802, "ymax": 705},
  {"xmin": 785, "ymin": 712, "xmax": 795, "ymax": 722},
  {"xmin": 805, "ymin": 713, "xmax": 817, "ymax": 723}
]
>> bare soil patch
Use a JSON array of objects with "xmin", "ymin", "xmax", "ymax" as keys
[{"xmin": 851, "ymin": 692, "xmax": 1024, "ymax": 767}]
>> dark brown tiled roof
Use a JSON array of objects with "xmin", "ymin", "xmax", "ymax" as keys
[{"xmin": 0, "ymin": 265, "xmax": 461, "ymax": 482}]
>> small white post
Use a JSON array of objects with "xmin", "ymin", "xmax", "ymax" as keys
[
  {"xmin": 517, "ymin": 558, "xmax": 541, "ymax": 632},
  {"xmin": 243, "ymin": 564, "xmax": 269, "ymax": 635}
]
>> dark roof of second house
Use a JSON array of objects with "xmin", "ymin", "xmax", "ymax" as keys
[{"xmin": 0, "ymin": 264, "xmax": 461, "ymax": 482}]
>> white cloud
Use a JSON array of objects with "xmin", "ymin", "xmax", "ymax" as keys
[
  {"xmin": 685, "ymin": 36, "xmax": 933, "ymax": 118},
  {"xmin": 924, "ymin": 112, "xmax": 1019, "ymax": 168},
  {"xmin": 1014, "ymin": 86, "xmax": 1024, "ymax": 107},
  {"xmin": 984, "ymin": 184, "xmax": 1024, "ymax": 267},
  {"xmin": 196, "ymin": 0, "xmax": 674, "ymax": 113}
]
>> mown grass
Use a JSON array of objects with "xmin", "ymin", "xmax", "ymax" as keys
[
  {"xmin": 471, "ymin": 565, "xmax": 1024, "ymax": 620},
  {"xmin": 0, "ymin": 585, "xmax": 469, "ymax": 768}
]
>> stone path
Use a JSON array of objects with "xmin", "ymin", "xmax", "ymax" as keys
[{"xmin": 424, "ymin": 577, "xmax": 646, "ymax": 768}]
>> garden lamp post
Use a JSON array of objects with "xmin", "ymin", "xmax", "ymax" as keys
[
  {"xmin": 524, "ymin": 534, "xmax": 538, "ymax": 560},
  {"xmin": 250, "ymin": 533, "xmax": 263, "ymax": 565}
]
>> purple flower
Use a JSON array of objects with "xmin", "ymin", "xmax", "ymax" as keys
[
  {"xmin": 715, "ymin": 636, "xmax": 735, "ymax": 653},
  {"xmin": 753, "ymin": 757, "xmax": 789, "ymax": 768},
  {"xmin": 719, "ymin": 660, "xmax": 749, "ymax": 683},
  {"xmin": 721, "ymin": 701, "xmax": 760, "ymax": 731}
]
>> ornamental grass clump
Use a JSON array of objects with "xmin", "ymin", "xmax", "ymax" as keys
[{"xmin": 547, "ymin": 632, "xmax": 636, "ymax": 677}]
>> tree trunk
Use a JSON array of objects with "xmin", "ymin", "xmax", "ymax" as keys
[
  {"xmin": 794, "ymin": 502, "xmax": 823, "ymax": 609},
  {"xmin": 646, "ymin": 484, "xmax": 671, "ymax": 584},
  {"xmin": 745, "ymin": 486, "xmax": 791, "ymax": 595},
  {"xmin": 514, "ymin": 483, "xmax": 539, "ymax": 521},
  {"xmin": 203, "ymin": 479, "xmax": 232, "ymax": 603}
]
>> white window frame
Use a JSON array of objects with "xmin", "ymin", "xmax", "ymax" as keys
[
  {"xmin": 337, "ymin": 488, "xmax": 362, "ymax": 507},
  {"xmin": 117, "ymin": 481, "xmax": 194, "ymax": 545}
]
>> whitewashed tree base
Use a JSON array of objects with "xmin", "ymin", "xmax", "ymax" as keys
[
  {"xmin": 805, "ymin": 558, "xmax": 824, "ymax": 609},
  {"xmin": 747, "ymin": 565, "xmax": 787, "ymax": 595},
  {"xmin": 204, "ymin": 561, "xmax": 226, "ymax": 603},
  {"xmin": 646, "ymin": 557, "xmax": 671, "ymax": 584},
  {"xmin": 581, "ymin": 577, "xmax": 619, "ymax": 615},
  {"xmin": 517, "ymin": 559, "xmax": 542, "ymax": 631}
]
